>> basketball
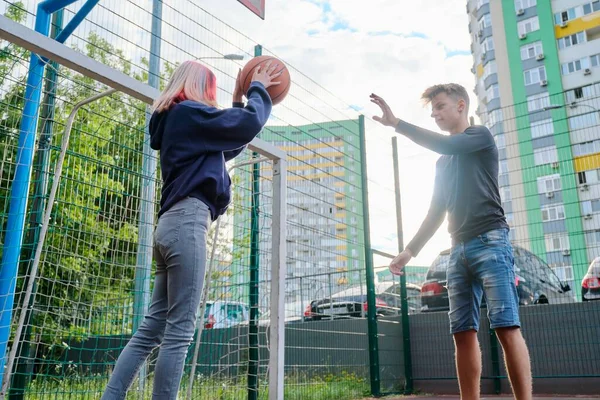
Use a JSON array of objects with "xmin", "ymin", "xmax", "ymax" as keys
[{"xmin": 240, "ymin": 55, "xmax": 291, "ymax": 105}]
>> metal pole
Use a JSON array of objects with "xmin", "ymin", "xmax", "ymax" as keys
[
  {"xmin": 300, "ymin": 277, "xmax": 304, "ymax": 322},
  {"xmin": 132, "ymin": 1, "xmax": 162, "ymax": 393},
  {"xmin": 248, "ymin": 44, "xmax": 262, "ymax": 400},
  {"xmin": 268, "ymin": 156, "xmax": 286, "ymax": 400},
  {"xmin": 359, "ymin": 115, "xmax": 380, "ymax": 396},
  {"xmin": 392, "ymin": 136, "xmax": 413, "ymax": 394},
  {"xmin": 10, "ymin": 10, "xmax": 64, "ymax": 399},
  {"xmin": 0, "ymin": 4, "xmax": 53, "ymax": 384}
]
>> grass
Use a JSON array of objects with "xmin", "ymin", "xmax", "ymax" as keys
[{"xmin": 24, "ymin": 371, "xmax": 371, "ymax": 400}]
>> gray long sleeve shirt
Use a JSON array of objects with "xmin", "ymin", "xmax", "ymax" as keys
[{"xmin": 396, "ymin": 121, "xmax": 509, "ymax": 256}]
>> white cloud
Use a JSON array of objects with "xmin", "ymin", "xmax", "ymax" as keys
[{"xmin": 188, "ymin": 0, "xmax": 476, "ymax": 268}]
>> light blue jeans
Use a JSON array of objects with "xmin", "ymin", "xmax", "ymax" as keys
[
  {"xmin": 447, "ymin": 228, "xmax": 520, "ymax": 334},
  {"xmin": 102, "ymin": 197, "xmax": 210, "ymax": 399}
]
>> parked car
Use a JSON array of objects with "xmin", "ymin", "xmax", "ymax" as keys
[
  {"xmin": 304, "ymin": 281, "xmax": 422, "ymax": 321},
  {"xmin": 203, "ymin": 301, "xmax": 250, "ymax": 329},
  {"xmin": 420, "ymin": 245, "xmax": 574, "ymax": 312},
  {"xmin": 582, "ymin": 257, "xmax": 600, "ymax": 301}
]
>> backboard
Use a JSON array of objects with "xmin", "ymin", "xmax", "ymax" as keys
[{"xmin": 238, "ymin": 0, "xmax": 265, "ymax": 19}]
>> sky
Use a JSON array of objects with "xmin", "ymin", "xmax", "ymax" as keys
[
  {"xmin": 0, "ymin": 0, "xmax": 477, "ymax": 269},
  {"xmin": 192, "ymin": 0, "xmax": 477, "ymax": 267}
]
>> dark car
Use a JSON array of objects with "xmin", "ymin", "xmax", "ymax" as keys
[
  {"xmin": 582, "ymin": 257, "xmax": 600, "ymax": 301},
  {"xmin": 304, "ymin": 281, "xmax": 422, "ymax": 321},
  {"xmin": 420, "ymin": 245, "xmax": 574, "ymax": 312}
]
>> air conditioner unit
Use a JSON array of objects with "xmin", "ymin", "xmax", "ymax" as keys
[
  {"xmin": 584, "ymin": 68, "xmax": 592, "ymax": 76},
  {"xmin": 540, "ymin": 79, "xmax": 548, "ymax": 87},
  {"xmin": 580, "ymin": 184, "xmax": 589, "ymax": 191},
  {"xmin": 536, "ymin": 53, "xmax": 545, "ymax": 61},
  {"xmin": 519, "ymin": 33, "xmax": 527, "ymax": 40},
  {"xmin": 562, "ymin": 249, "xmax": 571, "ymax": 256},
  {"xmin": 551, "ymin": 161, "xmax": 560, "ymax": 168},
  {"xmin": 517, "ymin": 8, "xmax": 525, "ymax": 16},
  {"xmin": 584, "ymin": 214, "xmax": 593, "ymax": 220},
  {"xmin": 545, "ymin": 192, "xmax": 554, "ymax": 199},
  {"xmin": 560, "ymin": 21, "xmax": 568, "ymax": 28}
]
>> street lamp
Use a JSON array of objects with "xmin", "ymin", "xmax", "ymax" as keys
[
  {"xmin": 198, "ymin": 53, "xmax": 245, "ymax": 61},
  {"xmin": 543, "ymin": 102, "xmax": 599, "ymax": 112}
]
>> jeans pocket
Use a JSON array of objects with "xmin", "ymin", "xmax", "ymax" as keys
[
  {"xmin": 155, "ymin": 209, "xmax": 185, "ymax": 250},
  {"xmin": 479, "ymin": 229, "xmax": 506, "ymax": 246}
]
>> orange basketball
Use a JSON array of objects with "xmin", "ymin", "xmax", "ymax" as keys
[{"xmin": 240, "ymin": 55, "xmax": 291, "ymax": 105}]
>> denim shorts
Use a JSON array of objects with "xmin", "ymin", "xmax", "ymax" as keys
[{"xmin": 447, "ymin": 228, "xmax": 520, "ymax": 334}]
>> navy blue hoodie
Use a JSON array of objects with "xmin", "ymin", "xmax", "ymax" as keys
[{"xmin": 149, "ymin": 81, "xmax": 272, "ymax": 220}]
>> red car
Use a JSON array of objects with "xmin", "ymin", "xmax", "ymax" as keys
[{"xmin": 582, "ymin": 257, "xmax": 600, "ymax": 301}]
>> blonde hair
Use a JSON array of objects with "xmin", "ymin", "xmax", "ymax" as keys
[
  {"xmin": 152, "ymin": 60, "xmax": 218, "ymax": 112},
  {"xmin": 421, "ymin": 83, "xmax": 470, "ymax": 113}
]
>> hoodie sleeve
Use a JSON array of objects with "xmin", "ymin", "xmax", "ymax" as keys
[{"xmin": 189, "ymin": 81, "xmax": 272, "ymax": 152}]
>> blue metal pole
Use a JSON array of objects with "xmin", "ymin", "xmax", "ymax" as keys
[
  {"xmin": 39, "ymin": 0, "xmax": 78, "ymax": 14},
  {"xmin": 54, "ymin": 0, "xmax": 100, "ymax": 44},
  {"xmin": 0, "ymin": 6, "xmax": 52, "ymax": 383}
]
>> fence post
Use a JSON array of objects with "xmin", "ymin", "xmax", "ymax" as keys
[
  {"xmin": 359, "ymin": 115, "xmax": 380, "ymax": 396},
  {"xmin": 133, "ymin": 0, "xmax": 162, "ymax": 392},
  {"xmin": 489, "ymin": 327, "xmax": 502, "ymax": 394},
  {"xmin": 392, "ymin": 137, "xmax": 413, "ymax": 394},
  {"xmin": 247, "ymin": 43, "xmax": 262, "ymax": 400}
]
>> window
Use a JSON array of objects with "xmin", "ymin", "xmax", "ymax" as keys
[
  {"xmin": 527, "ymin": 93, "xmax": 550, "ymax": 112},
  {"xmin": 478, "ymin": 14, "xmax": 492, "ymax": 31},
  {"xmin": 566, "ymin": 85, "xmax": 594, "ymax": 102},
  {"xmin": 585, "ymin": 230, "xmax": 600, "ymax": 245},
  {"xmin": 477, "ymin": 0, "xmax": 490, "ymax": 8},
  {"xmin": 545, "ymin": 233, "xmax": 570, "ymax": 251},
  {"xmin": 524, "ymin": 66, "xmax": 546, "ymax": 85},
  {"xmin": 500, "ymin": 187, "xmax": 512, "ymax": 203},
  {"xmin": 488, "ymin": 108, "xmax": 503, "ymax": 126},
  {"xmin": 572, "ymin": 140, "xmax": 600, "ymax": 156},
  {"xmin": 495, "ymin": 133, "xmax": 506, "ymax": 149},
  {"xmin": 541, "ymin": 204, "xmax": 565, "ymax": 221},
  {"xmin": 499, "ymin": 159, "xmax": 509, "ymax": 178},
  {"xmin": 578, "ymin": 169, "xmax": 600, "ymax": 185},
  {"xmin": 482, "ymin": 36, "xmax": 495, "ymax": 53},
  {"xmin": 518, "ymin": 16, "xmax": 540, "ymax": 35},
  {"xmin": 569, "ymin": 113, "xmax": 600, "ymax": 130},
  {"xmin": 483, "ymin": 60, "xmax": 497, "ymax": 80},
  {"xmin": 534, "ymin": 146, "xmax": 558, "ymax": 165},
  {"xmin": 561, "ymin": 57, "xmax": 590, "ymax": 75},
  {"xmin": 505, "ymin": 212, "xmax": 514, "ymax": 226},
  {"xmin": 552, "ymin": 265, "xmax": 574, "ymax": 282},
  {"xmin": 592, "ymin": 54, "xmax": 600, "ymax": 67},
  {"xmin": 520, "ymin": 41, "xmax": 543, "ymax": 60},
  {"xmin": 537, "ymin": 174, "xmax": 561, "ymax": 193},
  {"xmin": 583, "ymin": 1, "xmax": 600, "ymax": 15},
  {"xmin": 554, "ymin": 7, "xmax": 578, "ymax": 24},
  {"xmin": 557, "ymin": 32, "xmax": 586, "ymax": 49},
  {"xmin": 486, "ymin": 84, "xmax": 500, "ymax": 101},
  {"xmin": 515, "ymin": 0, "xmax": 536, "ymax": 10},
  {"xmin": 582, "ymin": 199, "xmax": 600, "ymax": 214},
  {"xmin": 530, "ymin": 119, "xmax": 554, "ymax": 138}
]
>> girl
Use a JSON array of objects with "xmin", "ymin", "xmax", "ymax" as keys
[{"xmin": 102, "ymin": 60, "xmax": 281, "ymax": 399}]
